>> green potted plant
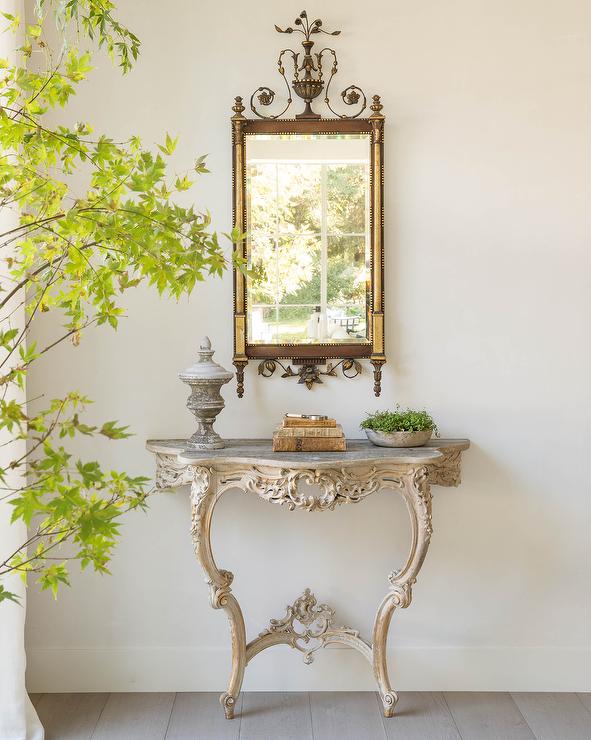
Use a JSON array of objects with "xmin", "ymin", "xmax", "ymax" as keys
[{"xmin": 360, "ymin": 407, "xmax": 438, "ymax": 448}]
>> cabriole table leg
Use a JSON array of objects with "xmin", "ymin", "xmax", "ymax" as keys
[
  {"xmin": 189, "ymin": 466, "xmax": 246, "ymax": 719},
  {"xmin": 372, "ymin": 466, "xmax": 433, "ymax": 717}
]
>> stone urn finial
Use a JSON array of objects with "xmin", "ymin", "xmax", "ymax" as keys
[{"xmin": 179, "ymin": 337, "xmax": 233, "ymax": 449}]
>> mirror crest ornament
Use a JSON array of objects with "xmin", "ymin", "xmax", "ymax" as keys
[
  {"xmin": 232, "ymin": 10, "xmax": 385, "ymax": 397},
  {"xmin": 250, "ymin": 10, "xmax": 366, "ymax": 121}
]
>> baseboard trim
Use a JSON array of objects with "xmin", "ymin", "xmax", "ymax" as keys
[{"xmin": 26, "ymin": 645, "xmax": 591, "ymax": 693}]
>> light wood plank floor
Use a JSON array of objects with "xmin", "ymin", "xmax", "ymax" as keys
[{"xmin": 30, "ymin": 692, "xmax": 591, "ymax": 740}]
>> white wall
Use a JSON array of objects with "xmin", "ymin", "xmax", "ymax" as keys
[{"xmin": 25, "ymin": 0, "xmax": 591, "ymax": 692}]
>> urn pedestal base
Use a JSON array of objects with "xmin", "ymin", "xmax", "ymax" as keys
[{"xmin": 179, "ymin": 337, "xmax": 232, "ymax": 450}]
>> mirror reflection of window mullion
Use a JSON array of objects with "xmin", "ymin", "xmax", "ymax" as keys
[
  {"xmin": 320, "ymin": 163, "xmax": 328, "ymax": 341},
  {"xmin": 274, "ymin": 161, "xmax": 280, "ymax": 341}
]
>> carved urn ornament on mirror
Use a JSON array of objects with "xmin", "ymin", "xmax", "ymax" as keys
[
  {"xmin": 231, "ymin": 10, "xmax": 386, "ymax": 397},
  {"xmin": 179, "ymin": 337, "xmax": 232, "ymax": 449}
]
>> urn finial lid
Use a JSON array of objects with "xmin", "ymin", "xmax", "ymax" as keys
[{"xmin": 179, "ymin": 336, "xmax": 233, "ymax": 383}]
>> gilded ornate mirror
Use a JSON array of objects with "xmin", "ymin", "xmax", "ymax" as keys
[{"xmin": 232, "ymin": 11, "xmax": 385, "ymax": 397}]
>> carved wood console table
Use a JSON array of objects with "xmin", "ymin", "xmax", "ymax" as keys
[{"xmin": 146, "ymin": 438, "xmax": 469, "ymax": 720}]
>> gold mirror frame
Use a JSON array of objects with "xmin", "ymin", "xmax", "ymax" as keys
[{"xmin": 231, "ymin": 12, "xmax": 385, "ymax": 398}]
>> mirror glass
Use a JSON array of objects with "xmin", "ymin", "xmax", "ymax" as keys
[{"xmin": 245, "ymin": 133, "xmax": 371, "ymax": 345}]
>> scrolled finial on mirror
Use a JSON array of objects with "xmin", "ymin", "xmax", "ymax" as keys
[
  {"xmin": 248, "ymin": 9, "xmax": 371, "ymax": 120},
  {"xmin": 232, "ymin": 96, "xmax": 245, "ymax": 118},
  {"xmin": 274, "ymin": 10, "xmax": 341, "ymax": 39},
  {"xmin": 370, "ymin": 94, "xmax": 384, "ymax": 116}
]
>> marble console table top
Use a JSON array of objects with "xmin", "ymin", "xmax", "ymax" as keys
[{"xmin": 146, "ymin": 438, "xmax": 470, "ymax": 471}]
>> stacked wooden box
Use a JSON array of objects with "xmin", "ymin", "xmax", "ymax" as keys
[{"xmin": 272, "ymin": 416, "xmax": 346, "ymax": 452}]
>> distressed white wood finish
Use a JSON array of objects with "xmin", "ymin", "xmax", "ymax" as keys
[
  {"xmin": 248, "ymin": 588, "xmax": 371, "ymax": 666},
  {"xmin": 147, "ymin": 438, "xmax": 469, "ymax": 720}
]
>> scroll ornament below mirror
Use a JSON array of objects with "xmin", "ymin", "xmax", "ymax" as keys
[{"xmin": 258, "ymin": 358, "xmax": 363, "ymax": 390}]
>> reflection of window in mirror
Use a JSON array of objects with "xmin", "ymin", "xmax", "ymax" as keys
[{"xmin": 246, "ymin": 134, "xmax": 371, "ymax": 346}]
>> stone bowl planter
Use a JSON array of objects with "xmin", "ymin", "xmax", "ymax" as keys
[{"xmin": 364, "ymin": 428, "xmax": 433, "ymax": 448}]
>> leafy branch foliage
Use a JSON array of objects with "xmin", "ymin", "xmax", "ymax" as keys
[
  {"xmin": 0, "ymin": 2, "xmax": 237, "ymax": 603},
  {"xmin": 360, "ymin": 407, "xmax": 439, "ymax": 435}
]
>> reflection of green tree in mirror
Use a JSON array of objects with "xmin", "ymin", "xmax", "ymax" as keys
[
  {"xmin": 278, "ymin": 164, "xmax": 321, "ymax": 232},
  {"xmin": 248, "ymin": 162, "xmax": 320, "ymax": 305},
  {"xmin": 277, "ymin": 236, "xmax": 320, "ymax": 303},
  {"xmin": 283, "ymin": 257, "xmax": 363, "ymax": 313},
  {"xmin": 248, "ymin": 163, "xmax": 321, "ymax": 234},
  {"xmin": 328, "ymin": 236, "xmax": 367, "ymax": 299},
  {"xmin": 248, "ymin": 235, "xmax": 320, "ymax": 305},
  {"xmin": 247, "ymin": 163, "xmax": 275, "ymax": 232},
  {"xmin": 327, "ymin": 165, "xmax": 366, "ymax": 234},
  {"xmin": 247, "ymin": 234, "xmax": 275, "ymax": 304},
  {"xmin": 246, "ymin": 137, "xmax": 370, "ymax": 344}
]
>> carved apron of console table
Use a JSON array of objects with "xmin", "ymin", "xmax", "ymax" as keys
[{"xmin": 146, "ymin": 438, "xmax": 469, "ymax": 720}]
